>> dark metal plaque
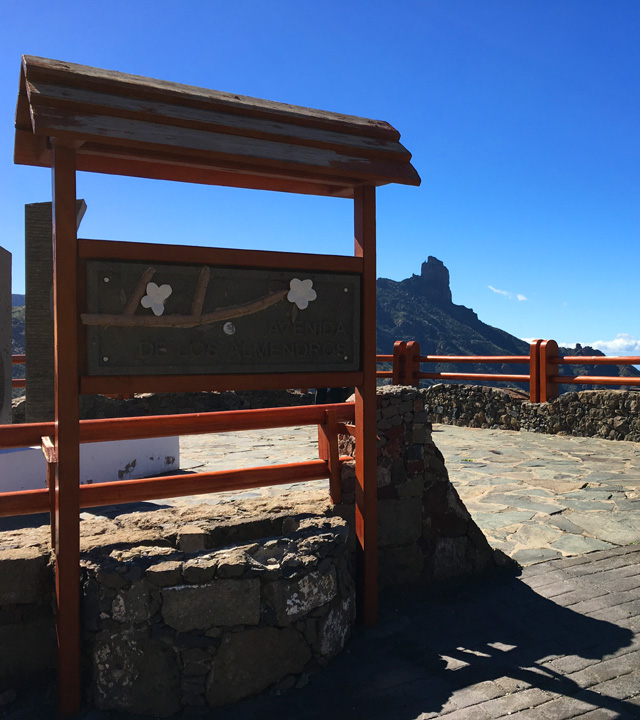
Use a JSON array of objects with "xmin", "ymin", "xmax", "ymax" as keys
[{"xmin": 84, "ymin": 261, "xmax": 360, "ymax": 376}]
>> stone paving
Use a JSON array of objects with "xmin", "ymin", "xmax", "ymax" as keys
[
  {"xmin": 431, "ymin": 426, "xmax": 640, "ymax": 566},
  {"xmin": 4, "ymin": 425, "xmax": 640, "ymax": 720},
  {"xmin": 176, "ymin": 424, "xmax": 640, "ymax": 567},
  {"xmin": 208, "ymin": 545, "xmax": 640, "ymax": 720}
]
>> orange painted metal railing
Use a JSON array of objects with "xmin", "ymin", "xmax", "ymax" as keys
[
  {"xmin": 0, "ymin": 403, "xmax": 355, "ymax": 520},
  {"xmin": 377, "ymin": 340, "xmax": 640, "ymax": 402},
  {"xmin": 11, "ymin": 353, "xmax": 25, "ymax": 388}
]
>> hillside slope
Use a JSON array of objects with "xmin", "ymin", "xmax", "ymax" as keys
[{"xmin": 377, "ymin": 257, "xmax": 639, "ymax": 388}]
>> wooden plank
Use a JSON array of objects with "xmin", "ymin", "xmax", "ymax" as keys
[
  {"xmin": 27, "ymin": 107, "xmax": 421, "ymax": 187},
  {"xmin": 78, "ymin": 238, "xmax": 364, "ymax": 273},
  {"xmin": 77, "ymin": 152, "xmax": 356, "ymax": 197},
  {"xmin": 353, "ymin": 185, "xmax": 378, "ymax": 627},
  {"xmin": 540, "ymin": 339, "xmax": 560, "ymax": 402},
  {"xmin": 27, "ymin": 81, "xmax": 411, "ymax": 161},
  {"xmin": 51, "ymin": 141, "xmax": 81, "ymax": 717},
  {"xmin": 318, "ymin": 409, "xmax": 341, "ymax": 504},
  {"xmin": 419, "ymin": 355, "xmax": 531, "ymax": 363},
  {"xmin": 0, "ymin": 403, "xmax": 356, "ymax": 449},
  {"xmin": 41, "ymin": 435, "xmax": 57, "ymax": 463},
  {"xmin": 529, "ymin": 340, "xmax": 542, "ymax": 403},
  {"xmin": 14, "ymin": 128, "xmax": 49, "ymax": 165},
  {"xmin": 392, "ymin": 340, "xmax": 406, "ymax": 385},
  {"xmin": 0, "ymin": 459, "xmax": 357, "ymax": 517},
  {"xmin": 80, "ymin": 371, "xmax": 363, "ymax": 396},
  {"xmin": 15, "ymin": 137, "xmax": 356, "ymax": 197},
  {"xmin": 406, "ymin": 341, "xmax": 421, "ymax": 388},
  {"xmin": 42, "ymin": 437, "xmax": 57, "ymax": 548},
  {"xmin": 550, "ymin": 375, "xmax": 640, "ymax": 387},
  {"xmin": 22, "ymin": 56, "xmax": 401, "ymax": 140},
  {"xmin": 418, "ymin": 372, "xmax": 530, "ymax": 382}
]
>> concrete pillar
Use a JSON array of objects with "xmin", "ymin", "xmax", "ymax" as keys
[
  {"xmin": 25, "ymin": 200, "xmax": 86, "ymax": 422},
  {"xmin": 0, "ymin": 246, "xmax": 11, "ymax": 424}
]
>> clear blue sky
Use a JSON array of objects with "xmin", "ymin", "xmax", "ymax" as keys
[{"xmin": 1, "ymin": 1, "xmax": 639, "ymax": 354}]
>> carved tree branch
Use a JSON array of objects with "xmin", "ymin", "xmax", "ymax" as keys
[
  {"xmin": 190, "ymin": 266, "xmax": 210, "ymax": 317},
  {"xmin": 81, "ymin": 289, "xmax": 288, "ymax": 328},
  {"xmin": 123, "ymin": 267, "xmax": 156, "ymax": 315}
]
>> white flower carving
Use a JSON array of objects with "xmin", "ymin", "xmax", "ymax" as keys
[
  {"xmin": 140, "ymin": 282, "xmax": 172, "ymax": 316},
  {"xmin": 287, "ymin": 278, "xmax": 317, "ymax": 310}
]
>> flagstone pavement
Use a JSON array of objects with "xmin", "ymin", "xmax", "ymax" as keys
[
  {"xmin": 175, "ymin": 423, "xmax": 640, "ymax": 567},
  {"xmin": 4, "ymin": 425, "xmax": 640, "ymax": 719}
]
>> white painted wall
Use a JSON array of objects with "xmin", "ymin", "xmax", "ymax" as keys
[{"xmin": 0, "ymin": 437, "xmax": 179, "ymax": 493}]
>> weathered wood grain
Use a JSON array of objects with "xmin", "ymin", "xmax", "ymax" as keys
[
  {"xmin": 15, "ymin": 55, "xmax": 421, "ymax": 194},
  {"xmin": 78, "ymin": 238, "xmax": 364, "ymax": 273},
  {"xmin": 27, "ymin": 81, "xmax": 411, "ymax": 160},
  {"xmin": 22, "ymin": 55, "xmax": 400, "ymax": 139},
  {"xmin": 27, "ymin": 106, "xmax": 421, "ymax": 187}
]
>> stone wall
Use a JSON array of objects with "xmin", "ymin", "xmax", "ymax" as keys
[
  {"xmin": 81, "ymin": 509, "xmax": 353, "ymax": 715},
  {"xmin": 0, "ymin": 387, "xmax": 503, "ymax": 715},
  {"xmin": 0, "ymin": 544, "xmax": 56, "ymax": 699},
  {"xmin": 336, "ymin": 385, "xmax": 504, "ymax": 587},
  {"xmin": 0, "ymin": 498, "xmax": 354, "ymax": 715},
  {"xmin": 420, "ymin": 384, "xmax": 640, "ymax": 442}
]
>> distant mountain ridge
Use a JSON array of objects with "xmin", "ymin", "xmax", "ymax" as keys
[
  {"xmin": 9, "ymin": 263, "xmax": 638, "ymax": 391},
  {"xmin": 377, "ymin": 257, "xmax": 639, "ymax": 388}
]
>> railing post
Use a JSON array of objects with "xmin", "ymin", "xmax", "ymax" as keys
[
  {"xmin": 51, "ymin": 140, "xmax": 81, "ymax": 718},
  {"xmin": 540, "ymin": 339, "xmax": 560, "ymax": 402},
  {"xmin": 392, "ymin": 341, "xmax": 406, "ymax": 385},
  {"xmin": 406, "ymin": 340, "xmax": 421, "ymax": 388},
  {"xmin": 529, "ymin": 340, "xmax": 542, "ymax": 402},
  {"xmin": 318, "ymin": 409, "xmax": 341, "ymax": 504}
]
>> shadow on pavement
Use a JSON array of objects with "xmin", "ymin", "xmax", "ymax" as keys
[{"xmin": 213, "ymin": 573, "xmax": 636, "ymax": 720}]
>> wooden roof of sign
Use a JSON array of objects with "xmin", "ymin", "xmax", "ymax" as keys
[{"xmin": 15, "ymin": 56, "xmax": 421, "ymax": 198}]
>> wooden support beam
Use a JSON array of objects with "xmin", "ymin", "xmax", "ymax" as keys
[
  {"xmin": 392, "ymin": 340, "xmax": 406, "ymax": 385},
  {"xmin": 41, "ymin": 436, "xmax": 57, "ymax": 548},
  {"xmin": 529, "ymin": 340, "xmax": 542, "ymax": 403},
  {"xmin": 354, "ymin": 185, "xmax": 378, "ymax": 626},
  {"xmin": 406, "ymin": 340, "xmax": 421, "ymax": 388},
  {"xmin": 318, "ymin": 409, "xmax": 341, "ymax": 504},
  {"xmin": 51, "ymin": 140, "xmax": 81, "ymax": 717},
  {"xmin": 540, "ymin": 339, "xmax": 560, "ymax": 402}
]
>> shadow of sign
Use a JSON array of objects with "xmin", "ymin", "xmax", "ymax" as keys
[{"xmin": 211, "ymin": 569, "xmax": 638, "ymax": 720}]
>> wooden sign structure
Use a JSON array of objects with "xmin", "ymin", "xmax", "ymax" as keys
[{"xmin": 14, "ymin": 56, "xmax": 420, "ymax": 715}]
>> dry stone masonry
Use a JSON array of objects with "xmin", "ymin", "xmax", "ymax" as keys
[
  {"xmin": 81, "ymin": 513, "xmax": 353, "ymax": 715},
  {"xmin": 336, "ymin": 385, "xmax": 504, "ymax": 586},
  {"xmin": 420, "ymin": 384, "xmax": 640, "ymax": 442},
  {"xmin": 1, "ymin": 386, "xmax": 505, "ymax": 716}
]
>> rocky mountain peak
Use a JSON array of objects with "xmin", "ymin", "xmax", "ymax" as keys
[{"xmin": 406, "ymin": 256, "xmax": 453, "ymax": 304}]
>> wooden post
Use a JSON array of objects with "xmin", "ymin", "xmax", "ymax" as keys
[
  {"xmin": 540, "ymin": 339, "xmax": 560, "ymax": 402},
  {"xmin": 353, "ymin": 185, "xmax": 377, "ymax": 626},
  {"xmin": 318, "ymin": 409, "xmax": 341, "ymax": 504},
  {"xmin": 529, "ymin": 340, "xmax": 542, "ymax": 402},
  {"xmin": 392, "ymin": 341, "xmax": 406, "ymax": 385},
  {"xmin": 406, "ymin": 340, "xmax": 421, "ymax": 388},
  {"xmin": 51, "ymin": 140, "xmax": 81, "ymax": 717}
]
